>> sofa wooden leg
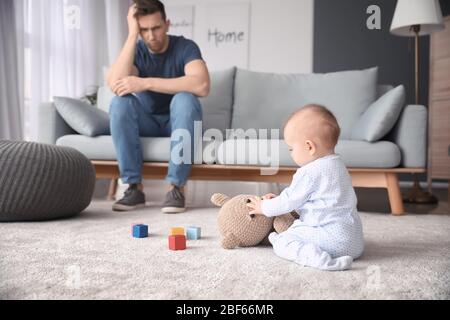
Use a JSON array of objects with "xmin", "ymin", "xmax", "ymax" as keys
[
  {"xmin": 107, "ymin": 178, "xmax": 118, "ymax": 201},
  {"xmin": 386, "ymin": 173, "xmax": 404, "ymax": 215}
]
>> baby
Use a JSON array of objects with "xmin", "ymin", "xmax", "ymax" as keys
[{"xmin": 247, "ymin": 104, "xmax": 364, "ymax": 271}]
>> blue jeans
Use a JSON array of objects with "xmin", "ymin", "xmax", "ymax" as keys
[{"xmin": 109, "ymin": 92, "xmax": 202, "ymax": 187}]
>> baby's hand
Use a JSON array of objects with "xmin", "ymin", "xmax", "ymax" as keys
[
  {"xmin": 246, "ymin": 196, "xmax": 264, "ymax": 216},
  {"xmin": 262, "ymin": 193, "xmax": 277, "ymax": 200}
]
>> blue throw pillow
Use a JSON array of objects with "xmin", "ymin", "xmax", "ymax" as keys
[
  {"xmin": 54, "ymin": 96, "xmax": 110, "ymax": 137},
  {"xmin": 351, "ymin": 85, "xmax": 405, "ymax": 142}
]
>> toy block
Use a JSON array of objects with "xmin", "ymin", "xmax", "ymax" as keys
[
  {"xmin": 132, "ymin": 224, "xmax": 148, "ymax": 238},
  {"xmin": 131, "ymin": 223, "xmax": 143, "ymax": 234},
  {"xmin": 186, "ymin": 227, "xmax": 201, "ymax": 240},
  {"xmin": 169, "ymin": 227, "xmax": 185, "ymax": 236},
  {"xmin": 169, "ymin": 235, "xmax": 186, "ymax": 251}
]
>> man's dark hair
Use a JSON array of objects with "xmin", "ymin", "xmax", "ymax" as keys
[{"xmin": 133, "ymin": 0, "xmax": 167, "ymax": 20}]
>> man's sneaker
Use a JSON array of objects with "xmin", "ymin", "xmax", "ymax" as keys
[
  {"xmin": 161, "ymin": 186, "xmax": 186, "ymax": 213},
  {"xmin": 112, "ymin": 185, "xmax": 146, "ymax": 212}
]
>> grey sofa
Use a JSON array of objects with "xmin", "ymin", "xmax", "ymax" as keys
[{"xmin": 38, "ymin": 67, "xmax": 428, "ymax": 215}]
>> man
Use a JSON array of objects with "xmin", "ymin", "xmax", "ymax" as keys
[{"xmin": 106, "ymin": 0, "xmax": 210, "ymax": 213}]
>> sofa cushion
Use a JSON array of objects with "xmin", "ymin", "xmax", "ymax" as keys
[
  {"xmin": 58, "ymin": 135, "xmax": 401, "ymax": 168},
  {"xmin": 351, "ymin": 85, "xmax": 405, "ymax": 142},
  {"xmin": 199, "ymin": 67, "xmax": 236, "ymax": 134},
  {"xmin": 54, "ymin": 97, "xmax": 110, "ymax": 137},
  {"xmin": 216, "ymin": 139, "xmax": 401, "ymax": 168},
  {"xmin": 335, "ymin": 140, "xmax": 401, "ymax": 168},
  {"xmin": 97, "ymin": 86, "xmax": 116, "ymax": 114},
  {"xmin": 231, "ymin": 67, "xmax": 378, "ymax": 139},
  {"xmin": 56, "ymin": 135, "xmax": 217, "ymax": 164}
]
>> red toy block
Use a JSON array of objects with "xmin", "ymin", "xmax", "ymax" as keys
[{"xmin": 169, "ymin": 235, "xmax": 186, "ymax": 251}]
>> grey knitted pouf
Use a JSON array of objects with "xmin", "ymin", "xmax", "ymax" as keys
[{"xmin": 0, "ymin": 140, "xmax": 95, "ymax": 222}]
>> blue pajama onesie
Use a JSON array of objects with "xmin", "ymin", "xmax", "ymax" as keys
[{"xmin": 262, "ymin": 154, "xmax": 364, "ymax": 271}]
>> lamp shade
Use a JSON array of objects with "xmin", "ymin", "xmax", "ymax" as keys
[{"xmin": 390, "ymin": 0, "xmax": 444, "ymax": 36}]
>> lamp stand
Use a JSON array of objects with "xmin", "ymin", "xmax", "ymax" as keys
[{"xmin": 403, "ymin": 25, "xmax": 438, "ymax": 205}]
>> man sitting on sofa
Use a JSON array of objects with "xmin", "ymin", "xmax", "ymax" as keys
[{"xmin": 106, "ymin": 0, "xmax": 210, "ymax": 213}]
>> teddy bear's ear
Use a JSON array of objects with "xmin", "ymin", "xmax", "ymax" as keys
[
  {"xmin": 221, "ymin": 233, "xmax": 240, "ymax": 249},
  {"xmin": 211, "ymin": 193, "xmax": 230, "ymax": 207}
]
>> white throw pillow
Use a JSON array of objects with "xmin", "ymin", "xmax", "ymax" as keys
[
  {"xmin": 351, "ymin": 85, "xmax": 405, "ymax": 142},
  {"xmin": 54, "ymin": 96, "xmax": 110, "ymax": 137}
]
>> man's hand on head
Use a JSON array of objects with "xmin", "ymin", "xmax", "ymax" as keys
[
  {"xmin": 113, "ymin": 76, "xmax": 148, "ymax": 96},
  {"xmin": 127, "ymin": 4, "xmax": 140, "ymax": 38}
]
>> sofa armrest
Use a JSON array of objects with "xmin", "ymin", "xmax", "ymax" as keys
[
  {"xmin": 38, "ymin": 102, "xmax": 76, "ymax": 145},
  {"xmin": 386, "ymin": 104, "xmax": 427, "ymax": 168}
]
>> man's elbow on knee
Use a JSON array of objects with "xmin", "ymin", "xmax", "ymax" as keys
[
  {"xmin": 106, "ymin": 75, "xmax": 113, "ymax": 91},
  {"xmin": 197, "ymin": 81, "xmax": 210, "ymax": 98},
  {"xmin": 106, "ymin": 78, "xmax": 117, "ymax": 94}
]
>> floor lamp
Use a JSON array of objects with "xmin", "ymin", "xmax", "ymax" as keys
[{"xmin": 390, "ymin": 0, "xmax": 444, "ymax": 204}]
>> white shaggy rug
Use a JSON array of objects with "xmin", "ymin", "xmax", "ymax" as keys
[{"xmin": 1, "ymin": 201, "xmax": 449, "ymax": 300}]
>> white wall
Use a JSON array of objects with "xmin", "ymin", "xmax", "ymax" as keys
[{"xmin": 164, "ymin": 0, "xmax": 314, "ymax": 74}]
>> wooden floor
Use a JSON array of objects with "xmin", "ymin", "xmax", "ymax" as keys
[{"xmin": 357, "ymin": 186, "xmax": 449, "ymax": 215}]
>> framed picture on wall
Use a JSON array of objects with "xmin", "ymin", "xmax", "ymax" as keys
[
  {"xmin": 202, "ymin": 2, "xmax": 250, "ymax": 71},
  {"xmin": 166, "ymin": 5, "xmax": 195, "ymax": 39}
]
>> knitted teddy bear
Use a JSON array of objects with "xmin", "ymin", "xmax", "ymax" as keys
[{"xmin": 211, "ymin": 193, "xmax": 299, "ymax": 249}]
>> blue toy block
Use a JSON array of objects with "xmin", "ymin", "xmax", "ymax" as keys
[
  {"xmin": 133, "ymin": 224, "xmax": 148, "ymax": 238},
  {"xmin": 186, "ymin": 227, "xmax": 201, "ymax": 240}
]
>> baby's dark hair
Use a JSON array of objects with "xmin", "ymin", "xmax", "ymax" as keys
[
  {"xmin": 286, "ymin": 104, "xmax": 341, "ymax": 149},
  {"xmin": 133, "ymin": 0, "xmax": 166, "ymax": 20}
]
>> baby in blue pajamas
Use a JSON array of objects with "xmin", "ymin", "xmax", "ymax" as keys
[{"xmin": 247, "ymin": 104, "xmax": 364, "ymax": 271}]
